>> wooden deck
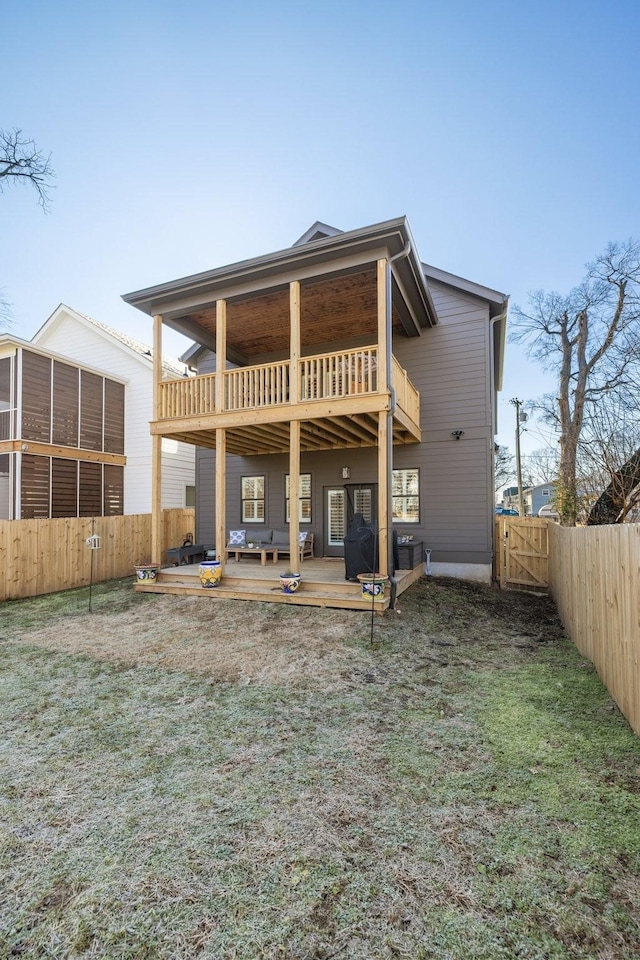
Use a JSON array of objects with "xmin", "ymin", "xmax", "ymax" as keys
[{"xmin": 135, "ymin": 556, "xmax": 423, "ymax": 612}]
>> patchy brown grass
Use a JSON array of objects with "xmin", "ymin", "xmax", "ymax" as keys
[{"xmin": 1, "ymin": 576, "xmax": 639, "ymax": 959}]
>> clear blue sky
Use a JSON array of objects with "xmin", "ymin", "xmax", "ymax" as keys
[{"xmin": 3, "ymin": 0, "xmax": 639, "ymax": 458}]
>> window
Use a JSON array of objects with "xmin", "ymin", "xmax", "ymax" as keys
[
  {"xmin": 392, "ymin": 468, "xmax": 419, "ymax": 523},
  {"xmin": 241, "ymin": 476, "xmax": 265, "ymax": 523},
  {"xmin": 286, "ymin": 473, "xmax": 312, "ymax": 523},
  {"xmin": 185, "ymin": 485, "xmax": 196, "ymax": 508},
  {"xmin": 542, "ymin": 488, "xmax": 550, "ymax": 497}
]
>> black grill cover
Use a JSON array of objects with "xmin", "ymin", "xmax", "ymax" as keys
[{"xmin": 344, "ymin": 512, "xmax": 379, "ymax": 580}]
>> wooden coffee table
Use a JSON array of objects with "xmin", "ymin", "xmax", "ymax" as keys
[{"xmin": 225, "ymin": 545, "xmax": 279, "ymax": 566}]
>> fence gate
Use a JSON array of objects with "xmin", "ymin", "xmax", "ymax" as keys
[{"xmin": 496, "ymin": 517, "xmax": 550, "ymax": 590}]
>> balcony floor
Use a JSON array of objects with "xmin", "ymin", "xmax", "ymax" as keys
[{"xmin": 135, "ymin": 556, "xmax": 423, "ymax": 612}]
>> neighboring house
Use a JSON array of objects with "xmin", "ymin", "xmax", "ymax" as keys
[
  {"xmin": 31, "ymin": 305, "xmax": 196, "ymax": 515},
  {"xmin": 0, "ymin": 334, "xmax": 126, "ymax": 519},
  {"xmin": 501, "ymin": 486, "xmax": 519, "ymax": 512},
  {"xmin": 123, "ymin": 216, "xmax": 508, "ymax": 599},
  {"xmin": 524, "ymin": 483, "xmax": 556, "ymax": 517}
]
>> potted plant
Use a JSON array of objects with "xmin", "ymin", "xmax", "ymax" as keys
[
  {"xmin": 134, "ymin": 558, "xmax": 159, "ymax": 583},
  {"xmin": 279, "ymin": 570, "xmax": 301, "ymax": 594}
]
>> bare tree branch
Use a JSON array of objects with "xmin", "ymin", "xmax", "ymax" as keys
[{"xmin": 0, "ymin": 128, "xmax": 55, "ymax": 212}]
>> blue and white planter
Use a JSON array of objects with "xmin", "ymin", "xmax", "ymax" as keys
[
  {"xmin": 198, "ymin": 559, "xmax": 222, "ymax": 588},
  {"xmin": 279, "ymin": 572, "xmax": 301, "ymax": 594},
  {"xmin": 357, "ymin": 573, "xmax": 388, "ymax": 602}
]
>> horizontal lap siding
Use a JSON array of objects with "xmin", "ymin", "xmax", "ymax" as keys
[{"xmin": 393, "ymin": 280, "xmax": 493, "ymax": 563}]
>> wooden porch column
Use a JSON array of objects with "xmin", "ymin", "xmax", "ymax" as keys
[
  {"xmin": 215, "ymin": 300, "xmax": 227, "ymax": 572},
  {"xmin": 377, "ymin": 410, "xmax": 389, "ymax": 577},
  {"xmin": 290, "ymin": 281, "xmax": 300, "ymax": 405},
  {"xmin": 216, "ymin": 428, "xmax": 226, "ymax": 573},
  {"xmin": 377, "ymin": 259, "xmax": 389, "ymax": 394},
  {"xmin": 151, "ymin": 314, "xmax": 163, "ymax": 566},
  {"xmin": 215, "ymin": 299, "xmax": 227, "ymax": 413},
  {"xmin": 289, "ymin": 419, "xmax": 301, "ymax": 575},
  {"xmin": 289, "ymin": 281, "xmax": 301, "ymax": 571},
  {"xmin": 376, "ymin": 259, "xmax": 392, "ymax": 578}
]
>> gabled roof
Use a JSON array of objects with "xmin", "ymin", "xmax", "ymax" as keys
[
  {"xmin": 122, "ymin": 217, "xmax": 439, "ymax": 353},
  {"xmin": 33, "ymin": 304, "xmax": 190, "ymax": 379},
  {"xmin": 422, "ymin": 263, "xmax": 509, "ymax": 393},
  {"xmin": 293, "ymin": 221, "xmax": 343, "ymax": 246},
  {"xmin": 0, "ymin": 331, "xmax": 128, "ymax": 382}
]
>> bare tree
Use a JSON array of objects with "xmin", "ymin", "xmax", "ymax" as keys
[
  {"xmin": 0, "ymin": 128, "xmax": 54, "ymax": 211},
  {"xmin": 0, "ymin": 289, "xmax": 11, "ymax": 332},
  {"xmin": 511, "ymin": 240, "xmax": 640, "ymax": 525},
  {"xmin": 523, "ymin": 446, "xmax": 560, "ymax": 487},
  {"xmin": 577, "ymin": 385, "xmax": 640, "ymax": 523}
]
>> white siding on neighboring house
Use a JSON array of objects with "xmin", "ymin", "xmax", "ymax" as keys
[{"xmin": 33, "ymin": 307, "xmax": 195, "ymax": 513}]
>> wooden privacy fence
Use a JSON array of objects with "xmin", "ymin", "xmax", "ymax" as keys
[
  {"xmin": 495, "ymin": 517, "xmax": 550, "ymax": 590},
  {"xmin": 0, "ymin": 509, "xmax": 194, "ymax": 602},
  {"xmin": 547, "ymin": 522, "xmax": 640, "ymax": 737}
]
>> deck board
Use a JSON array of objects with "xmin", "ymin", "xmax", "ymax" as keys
[{"xmin": 136, "ymin": 557, "xmax": 423, "ymax": 612}]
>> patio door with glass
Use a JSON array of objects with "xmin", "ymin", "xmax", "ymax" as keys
[
  {"xmin": 323, "ymin": 484, "xmax": 377, "ymax": 557},
  {"xmin": 324, "ymin": 487, "xmax": 346, "ymax": 557}
]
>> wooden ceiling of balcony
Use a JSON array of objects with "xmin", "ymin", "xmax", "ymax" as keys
[
  {"xmin": 166, "ymin": 411, "xmax": 419, "ymax": 457},
  {"xmin": 189, "ymin": 268, "xmax": 403, "ymax": 360}
]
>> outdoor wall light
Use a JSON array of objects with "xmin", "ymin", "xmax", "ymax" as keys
[
  {"xmin": 342, "ymin": 466, "xmax": 351, "ymax": 479},
  {"xmin": 451, "ymin": 430, "xmax": 465, "ymax": 440}
]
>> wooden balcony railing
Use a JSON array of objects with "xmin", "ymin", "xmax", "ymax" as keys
[
  {"xmin": 226, "ymin": 360, "xmax": 290, "ymax": 410},
  {"xmin": 300, "ymin": 347, "xmax": 377, "ymax": 400},
  {"xmin": 161, "ymin": 375, "xmax": 215, "ymax": 418},
  {"xmin": 158, "ymin": 345, "xmax": 420, "ymax": 427},
  {"xmin": 392, "ymin": 355, "xmax": 420, "ymax": 425}
]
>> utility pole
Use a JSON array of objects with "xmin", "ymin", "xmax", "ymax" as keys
[{"xmin": 510, "ymin": 398, "xmax": 527, "ymax": 517}]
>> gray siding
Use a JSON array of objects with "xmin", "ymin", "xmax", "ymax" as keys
[
  {"xmin": 392, "ymin": 279, "xmax": 494, "ymax": 564},
  {"xmin": 195, "ymin": 279, "xmax": 496, "ymax": 566}
]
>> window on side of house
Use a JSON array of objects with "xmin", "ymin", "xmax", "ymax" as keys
[
  {"xmin": 392, "ymin": 468, "xmax": 419, "ymax": 523},
  {"xmin": 185, "ymin": 485, "xmax": 196, "ymax": 508},
  {"xmin": 241, "ymin": 475, "xmax": 265, "ymax": 523},
  {"xmin": 285, "ymin": 473, "xmax": 312, "ymax": 523}
]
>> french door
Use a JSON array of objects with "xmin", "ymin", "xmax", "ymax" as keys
[{"xmin": 323, "ymin": 484, "xmax": 377, "ymax": 557}]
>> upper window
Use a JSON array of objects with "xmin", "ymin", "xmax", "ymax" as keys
[
  {"xmin": 392, "ymin": 468, "xmax": 419, "ymax": 523},
  {"xmin": 285, "ymin": 473, "xmax": 312, "ymax": 523},
  {"xmin": 241, "ymin": 476, "xmax": 265, "ymax": 523}
]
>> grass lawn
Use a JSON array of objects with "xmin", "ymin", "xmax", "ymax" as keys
[{"xmin": 1, "ymin": 577, "xmax": 639, "ymax": 959}]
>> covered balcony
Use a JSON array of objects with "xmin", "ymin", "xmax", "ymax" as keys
[{"xmin": 154, "ymin": 345, "xmax": 420, "ymax": 455}]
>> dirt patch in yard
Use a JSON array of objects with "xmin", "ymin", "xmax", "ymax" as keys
[{"xmin": 1, "ymin": 575, "xmax": 564, "ymax": 689}]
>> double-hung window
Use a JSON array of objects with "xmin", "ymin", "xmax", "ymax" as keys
[
  {"xmin": 392, "ymin": 468, "xmax": 419, "ymax": 523},
  {"xmin": 241, "ymin": 476, "xmax": 265, "ymax": 523},
  {"xmin": 285, "ymin": 473, "xmax": 312, "ymax": 523}
]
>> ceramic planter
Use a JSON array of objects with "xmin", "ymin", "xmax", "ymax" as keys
[
  {"xmin": 135, "ymin": 564, "xmax": 158, "ymax": 583},
  {"xmin": 279, "ymin": 573, "xmax": 301, "ymax": 594},
  {"xmin": 198, "ymin": 559, "xmax": 222, "ymax": 588},
  {"xmin": 357, "ymin": 573, "xmax": 388, "ymax": 602}
]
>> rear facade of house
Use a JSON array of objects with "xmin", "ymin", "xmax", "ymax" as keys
[{"xmin": 123, "ymin": 217, "xmax": 508, "ymax": 590}]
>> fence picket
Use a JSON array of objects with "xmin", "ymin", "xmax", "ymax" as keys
[{"xmin": 0, "ymin": 509, "xmax": 195, "ymax": 602}]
